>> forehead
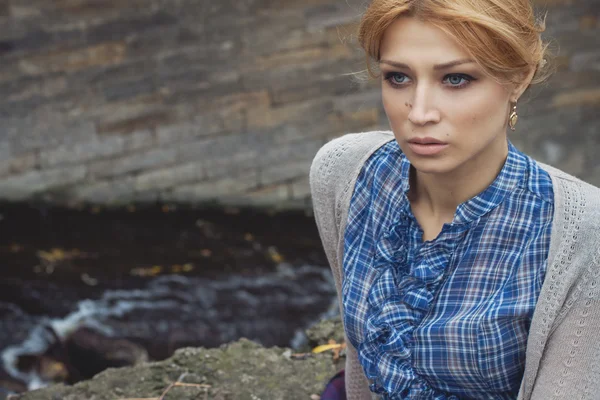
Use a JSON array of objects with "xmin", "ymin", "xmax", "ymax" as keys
[{"xmin": 380, "ymin": 17, "xmax": 470, "ymax": 63}]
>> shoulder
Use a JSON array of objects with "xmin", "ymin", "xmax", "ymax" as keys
[
  {"xmin": 540, "ymin": 162, "xmax": 600, "ymax": 278},
  {"xmin": 538, "ymin": 162, "xmax": 600, "ymax": 221},
  {"xmin": 309, "ymin": 131, "xmax": 395, "ymax": 204}
]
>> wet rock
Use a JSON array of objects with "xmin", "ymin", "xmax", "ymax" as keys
[
  {"xmin": 63, "ymin": 327, "xmax": 149, "ymax": 382},
  {"xmin": 13, "ymin": 338, "xmax": 339, "ymax": 400}
]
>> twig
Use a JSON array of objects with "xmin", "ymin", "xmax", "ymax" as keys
[{"xmin": 117, "ymin": 382, "xmax": 212, "ymax": 400}]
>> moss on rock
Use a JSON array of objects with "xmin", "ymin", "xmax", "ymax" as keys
[{"xmin": 12, "ymin": 338, "xmax": 340, "ymax": 400}]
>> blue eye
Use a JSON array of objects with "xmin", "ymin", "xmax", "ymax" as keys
[
  {"xmin": 383, "ymin": 72, "xmax": 475, "ymax": 89},
  {"xmin": 384, "ymin": 72, "xmax": 409, "ymax": 87},
  {"xmin": 443, "ymin": 74, "xmax": 473, "ymax": 88},
  {"xmin": 391, "ymin": 74, "xmax": 407, "ymax": 84}
]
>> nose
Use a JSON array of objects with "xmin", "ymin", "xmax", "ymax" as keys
[{"xmin": 408, "ymin": 84, "xmax": 441, "ymax": 126}]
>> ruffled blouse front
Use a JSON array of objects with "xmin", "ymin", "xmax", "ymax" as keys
[{"xmin": 342, "ymin": 140, "xmax": 554, "ymax": 399}]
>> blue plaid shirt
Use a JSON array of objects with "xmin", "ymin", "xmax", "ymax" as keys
[{"xmin": 342, "ymin": 140, "xmax": 554, "ymax": 399}]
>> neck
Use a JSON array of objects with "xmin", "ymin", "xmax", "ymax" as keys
[{"xmin": 408, "ymin": 138, "xmax": 509, "ymax": 222}]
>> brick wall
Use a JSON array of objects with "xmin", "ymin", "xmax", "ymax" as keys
[{"xmin": 0, "ymin": 0, "xmax": 598, "ymax": 209}]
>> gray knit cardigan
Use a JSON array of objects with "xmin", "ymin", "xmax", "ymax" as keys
[{"xmin": 309, "ymin": 131, "xmax": 600, "ymax": 400}]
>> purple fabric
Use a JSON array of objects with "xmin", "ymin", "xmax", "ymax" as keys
[{"xmin": 321, "ymin": 369, "xmax": 347, "ymax": 400}]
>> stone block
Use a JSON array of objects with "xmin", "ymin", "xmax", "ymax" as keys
[
  {"xmin": 96, "ymin": 110, "xmax": 176, "ymax": 135},
  {"xmin": 241, "ymin": 10, "xmax": 307, "ymax": 55},
  {"xmin": 7, "ymin": 115, "xmax": 96, "ymax": 153},
  {"xmin": 242, "ymin": 52, "xmax": 364, "ymax": 92},
  {"xmin": 270, "ymin": 73, "xmax": 358, "ymax": 106},
  {"xmin": 243, "ymin": 184, "xmax": 291, "ymax": 206},
  {"xmin": 40, "ymin": 135, "xmax": 126, "ymax": 167},
  {"xmin": 88, "ymin": 146, "xmax": 177, "ymax": 179},
  {"xmin": 552, "ymin": 87, "xmax": 600, "ymax": 107},
  {"xmin": 258, "ymin": 138, "xmax": 325, "ymax": 167},
  {"xmin": 134, "ymin": 161, "xmax": 204, "ymax": 192},
  {"xmin": 259, "ymin": 159, "xmax": 313, "ymax": 187},
  {"xmin": 85, "ymin": 11, "xmax": 178, "ymax": 44},
  {"xmin": 0, "ymin": 164, "xmax": 86, "ymax": 201},
  {"xmin": 202, "ymin": 150, "xmax": 258, "ymax": 180},
  {"xmin": 247, "ymin": 98, "xmax": 333, "ymax": 130},
  {"xmin": 18, "ymin": 41, "xmax": 127, "ymax": 75},
  {"xmin": 164, "ymin": 170, "xmax": 259, "ymax": 202},
  {"xmin": 255, "ymin": 44, "xmax": 352, "ymax": 70},
  {"xmin": 155, "ymin": 110, "xmax": 245, "ymax": 145},
  {"xmin": 3, "ymin": 75, "xmax": 68, "ymax": 103},
  {"xmin": 67, "ymin": 176, "xmax": 137, "ymax": 204},
  {"xmin": 570, "ymin": 50, "xmax": 600, "ymax": 72},
  {"xmin": 177, "ymin": 133, "xmax": 253, "ymax": 164},
  {"xmin": 290, "ymin": 177, "xmax": 311, "ymax": 199},
  {"xmin": 305, "ymin": 3, "xmax": 362, "ymax": 30},
  {"xmin": 123, "ymin": 129, "xmax": 156, "ymax": 152},
  {"xmin": 0, "ymin": 151, "xmax": 38, "ymax": 177},
  {"xmin": 101, "ymin": 75, "xmax": 159, "ymax": 102}
]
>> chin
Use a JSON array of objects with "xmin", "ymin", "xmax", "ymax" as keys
[{"xmin": 406, "ymin": 156, "xmax": 458, "ymax": 176}]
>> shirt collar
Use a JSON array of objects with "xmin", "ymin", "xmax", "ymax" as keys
[{"xmin": 396, "ymin": 140, "xmax": 527, "ymax": 225}]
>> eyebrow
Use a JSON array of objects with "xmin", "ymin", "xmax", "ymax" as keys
[{"xmin": 379, "ymin": 58, "xmax": 475, "ymax": 71}]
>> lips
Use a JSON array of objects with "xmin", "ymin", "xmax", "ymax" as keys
[
  {"xmin": 406, "ymin": 137, "xmax": 448, "ymax": 156},
  {"xmin": 408, "ymin": 137, "xmax": 446, "ymax": 145}
]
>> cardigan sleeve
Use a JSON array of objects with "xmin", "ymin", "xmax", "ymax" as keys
[
  {"xmin": 310, "ymin": 137, "xmax": 373, "ymax": 400},
  {"xmin": 528, "ymin": 266, "xmax": 600, "ymax": 400},
  {"xmin": 526, "ymin": 184, "xmax": 600, "ymax": 400}
]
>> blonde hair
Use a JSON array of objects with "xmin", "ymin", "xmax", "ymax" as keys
[{"xmin": 358, "ymin": 0, "xmax": 554, "ymax": 87}]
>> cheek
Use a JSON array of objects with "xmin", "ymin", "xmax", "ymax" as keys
[
  {"xmin": 451, "ymin": 93, "xmax": 504, "ymax": 130},
  {"xmin": 382, "ymin": 89, "xmax": 410, "ymax": 123}
]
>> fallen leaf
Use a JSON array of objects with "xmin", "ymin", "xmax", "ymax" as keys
[
  {"xmin": 171, "ymin": 264, "xmax": 183, "ymax": 273},
  {"xmin": 149, "ymin": 265, "xmax": 162, "ymax": 276},
  {"xmin": 267, "ymin": 246, "xmax": 284, "ymax": 263},
  {"xmin": 312, "ymin": 343, "xmax": 343, "ymax": 354}
]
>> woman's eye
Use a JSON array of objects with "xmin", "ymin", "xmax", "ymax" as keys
[
  {"xmin": 391, "ymin": 74, "xmax": 407, "ymax": 84},
  {"xmin": 384, "ymin": 72, "xmax": 409, "ymax": 87},
  {"xmin": 443, "ymin": 74, "xmax": 473, "ymax": 87},
  {"xmin": 384, "ymin": 72, "xmax": 474, "ymax": 89}
]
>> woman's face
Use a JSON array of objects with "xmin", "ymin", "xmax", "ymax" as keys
[{"xmin": 380, "ymin": 17, "xmax": 514, "ymax": 176}]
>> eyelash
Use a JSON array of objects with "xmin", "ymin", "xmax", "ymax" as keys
[{"xmin": 383, "ymin": 72, "xmax": 476, "ymax": 89}]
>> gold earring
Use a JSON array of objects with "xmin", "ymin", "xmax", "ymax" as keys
[{"xmin": 508, "ymin": 101, "xmax": 518, "ymax": 131}]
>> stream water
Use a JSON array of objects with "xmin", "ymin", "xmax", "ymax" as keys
[{"xmin": 0, "ymin": 202, "xmax": 335, "ymax": 393}]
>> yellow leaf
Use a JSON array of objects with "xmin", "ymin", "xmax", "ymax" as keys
[
  {"xmin": 50, "ymin": 248, "xmax": 66, "ymax": 260},
  {"xmin": 171, "ymin": 264, "xmax": 183, "ymax": 273},
  {"xmin": 149, "ymin": 266, "xmax": 162, "ymax": 276},
  {"xmin": 312, "ymin": 344, "xmax": 343, "ymax": 354},
  {"xmin": 267, "ymin": 247, "xmax": 284, "ymax": 263}
]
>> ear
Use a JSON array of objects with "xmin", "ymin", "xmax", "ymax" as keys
[{"xmin": 510, "ymin": 67, "xmax": 536, "ymax": 102}]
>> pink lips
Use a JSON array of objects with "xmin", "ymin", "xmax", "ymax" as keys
[{"xmin": 407, "ymin": 137, "xmax": 448, "ymax": 156}]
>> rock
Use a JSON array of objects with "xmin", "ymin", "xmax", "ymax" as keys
[
  {"xmin": 305, "ymin": 316, "xmax": 345, "ymax": 347},
  {"xmin": 13, "ymin": 338, "xmax": 339, "ymax": 400},
  {"xmin": 63, "ymin": 327, "xmax": 149, "ymax": 382}
]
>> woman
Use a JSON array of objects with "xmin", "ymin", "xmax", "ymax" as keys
[{"xmin": 310, "ymin": 0, "xmax": 600, "ymax": 399}]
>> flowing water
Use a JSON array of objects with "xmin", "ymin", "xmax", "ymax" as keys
[{"xmin": 0, "ymin": 203, "xmax": 335, "ymax": 392}]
